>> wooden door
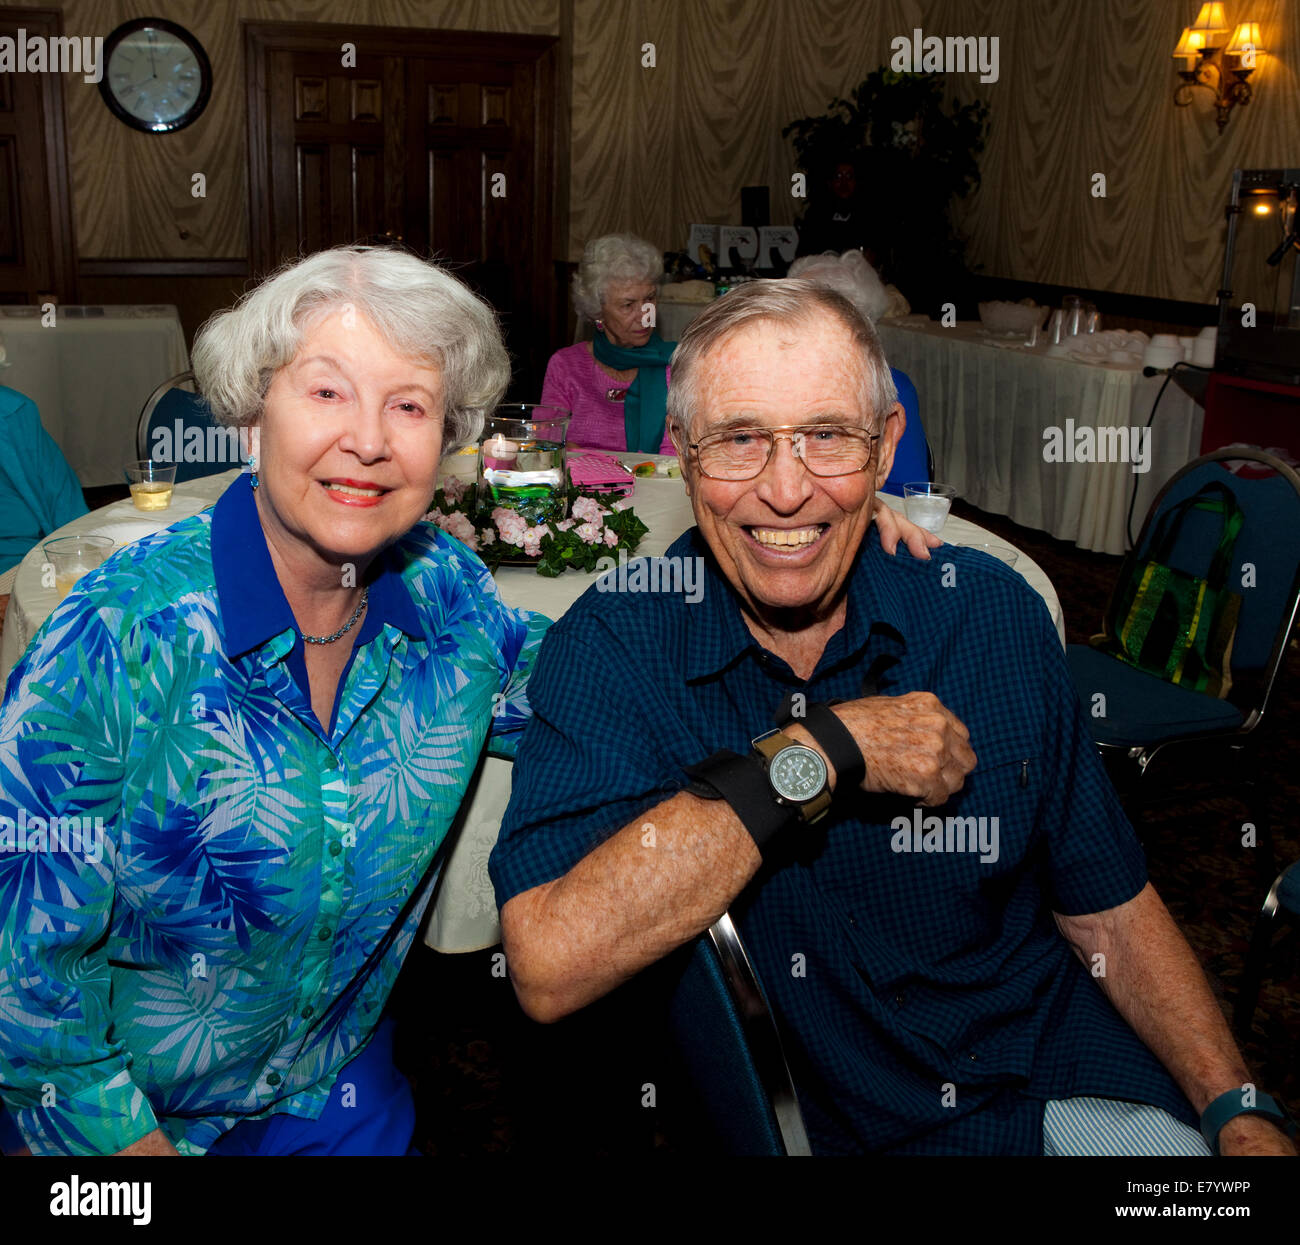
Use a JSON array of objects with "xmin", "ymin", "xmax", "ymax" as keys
[
  {"xmin": 247, "ymin": 23, "xmax": 559, "ymax": 396},
  {"xmin": 0, "ymin": 7, "xmax": 77, "ymax": 303}
]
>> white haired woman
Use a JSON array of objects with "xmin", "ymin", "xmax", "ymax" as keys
[
  {"xmin": 0, "ymin": 245, "xmax": 547, "ymax": 1157},
  {"xmin": 787, "ymin": 250, "xmax": 928, "ymax": 493},
  {"xmin": 542, "ymin": 233, "xmax": 676, "ymax": 453}
]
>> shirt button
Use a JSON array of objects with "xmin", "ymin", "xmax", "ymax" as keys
[
  {"xmin": 266, "ymin": 1072, "xmax": 281, "ymax": 1086},
  {"xmin": 893, "ymin": 992, "xmax": 905, "ymax": 1006},
  {"xmin": 317, "ymin": 927, "xmax": 331, "ymax": 941},
  {"xmin": 301, "ymin": 1005, "xmax": 314, "ymax": 1019},
  {"xmin": 968, "ymin": 1052, "xmax": 979, "ymax": 1062},
  {"xmin": 328, "ymin": 841, "xmax": 342, "ymax": 857}
]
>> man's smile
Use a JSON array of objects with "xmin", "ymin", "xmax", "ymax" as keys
[{"xmin": 745, "ymin": 523, "xmax": 829, "ymax": 549}]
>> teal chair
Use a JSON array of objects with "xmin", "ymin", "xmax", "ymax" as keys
[
  {"xmin": 136, "ymin": 371, "xmax": 237, "ymax": 484},
  {"xmin": 1065, "ymin": 448, "xmax": 1300, "ymax": 883},
  {"xmin": 666, "ymin": 912, "xmax": 811, "ymax": 1155}
]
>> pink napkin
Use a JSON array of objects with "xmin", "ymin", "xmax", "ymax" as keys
[{"xmin": 568, "ymin": 450, "xmax": 635, "ymax": 497}]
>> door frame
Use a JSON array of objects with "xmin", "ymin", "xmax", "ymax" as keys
[
  {"xmin": 0, "ymin": 5, "xmax": 77, "ymax": 302},
  {"xmin": 244, "ymin": 20, "xmax": 562, "ymax": 374}
]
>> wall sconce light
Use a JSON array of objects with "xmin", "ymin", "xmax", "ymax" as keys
[{"xmin": 1172, "ymin": 5, "xmax": 1264, "ymax": 132}]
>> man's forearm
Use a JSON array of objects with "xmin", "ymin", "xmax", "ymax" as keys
[
  {"xmin": 1056, "ymin": 883, "xmax": 1294, "ymax": 1153},
  {"xmin": 500, "ymin": 790, "xmax": 761, "ymax": 1023}
]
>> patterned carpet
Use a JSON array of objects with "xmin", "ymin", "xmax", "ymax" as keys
[{"xmin": 391, "ymin": 500, "xmax": 1299, "ymax": 1154}]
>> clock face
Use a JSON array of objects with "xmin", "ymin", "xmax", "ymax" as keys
[
  {"xmin": 100, "ymin": 20, "xmax": 212, "ymax": 133},
  {"xmin": 770, "ymin": 745, "xmax": 828, "ymax": 802}
]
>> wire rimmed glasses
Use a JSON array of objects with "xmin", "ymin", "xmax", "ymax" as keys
[{"xmin": 689, "ymin": 424, "xmax": 881, "ymax": 482}]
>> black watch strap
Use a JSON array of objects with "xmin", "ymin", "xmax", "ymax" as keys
[
  {"xmin": 684, "ymin": 749, "xmax": 797, "ymax": 854},
  {"xmin": 777, "ymin": 698, "xmax": 865, "ymax": 792}
]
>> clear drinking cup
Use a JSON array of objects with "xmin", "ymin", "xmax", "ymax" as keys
[
  {"xmin": 44, "ymin": 534, "xmax": 115, "ymax": 600},
  {"xmin": 478, "ymin": 404, "xmax": 572, "ymax": 526},
  {"xmin": 125, "ymin": 460, "xmax": 177, "ymax": 511},
  {"xmin": 903, "ymin": 483, "xmax": 957, "ymax": 536}
]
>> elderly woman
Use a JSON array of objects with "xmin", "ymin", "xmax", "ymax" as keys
[
  {"xmin": 542, "ymin": 233, "xmax": 676, "ymax": 454},
  {"xmin": 0, "ymin": 246, "xmax": 546, "ymax": 1156},
  {"xmin": 787, "ymin": 250, "xmax": 928, "ymax": 493}
]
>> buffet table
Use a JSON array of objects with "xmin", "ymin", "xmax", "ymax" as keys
[
  {"xmin": 0, "ymin": 305, "xmax": 190, "ymax": 487},
  {"xmin": 874, "ymin": 320, "xmax": 1205, "ymax": 555},
  {"xmin": 0, "ymin": 456, "xmax": 1065, "ymax": 954}
]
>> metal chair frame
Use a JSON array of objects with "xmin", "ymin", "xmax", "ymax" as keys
[
  {"xmin": 1233, "ymin": 866, "xmax": 1297, "ymax": 1033},
  {"xmin": 136, "ymin": 370, "xmax": 198, "ymax": 461},
  {"xmin": 698, "ymin": 911, "xmax": 812, "ymax": 1156}
]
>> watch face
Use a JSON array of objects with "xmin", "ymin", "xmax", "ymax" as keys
[
  {"xmin": 769, "ymin": 745, "xmax": 828, "ymax": 803},
  {"xmin": 101, "ymin": 20, "xmax": 212, "ymax": 133}
]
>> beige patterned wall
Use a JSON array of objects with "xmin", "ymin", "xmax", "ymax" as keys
[
  {"xmin": 567, "ymin": 0, "xmax": 1300, "ymax": 305},
  {"xmin": 6, "ymin": 0, "xmax": 559, "ymax": 258},
  {"xmin": 10, "ymin": 0, "xmax": 1299, "ymax": 304}
]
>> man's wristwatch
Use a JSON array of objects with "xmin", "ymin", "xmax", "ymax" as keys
[{"xmin": 751, "ymin": 729, "xmax": 832, "ymax": 826}]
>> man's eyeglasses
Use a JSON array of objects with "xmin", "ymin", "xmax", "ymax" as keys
[{"xmin": 689, "ymin": 424, "xmax": 881, "ymax": 481}]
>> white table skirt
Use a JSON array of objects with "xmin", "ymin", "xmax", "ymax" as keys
[
  {"xmin": 0, "ymin": 305, "xmax": 190, "ymax": 488},
  {"xmin": 0, "ymin": 455, "xmax": 1065, "ymax": 956},
  {"xmin": 875, "ymin": 320, "xmax": 1204, "ymax": 556}
]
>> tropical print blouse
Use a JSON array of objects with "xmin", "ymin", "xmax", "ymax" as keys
[{"xmin": 0, "ymin": 476, "xmax": 546, "ymax": 1155}]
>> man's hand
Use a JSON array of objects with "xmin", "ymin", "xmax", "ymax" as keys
[
  {"xmin": 113, "ymin": 1128, "xmax": 178, "ymax": 1156},
  {"xmin": 1217, "ymin": 1114, "xmax": 1298, "ymax": 1156},
  {"xmin": 873, "ymin": 497, "xmax": 942, "ymax": 560},
  {"xmin": 829, "ymin": 692, "xmax": 976, "ymax": 806}
]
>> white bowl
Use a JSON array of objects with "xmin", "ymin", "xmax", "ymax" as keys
[{"xmin": 1143, "ymin": 344, "xmax": 1184, "ymax": 370}]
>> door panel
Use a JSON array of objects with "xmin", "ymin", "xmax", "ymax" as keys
[{"xmin": 248, "ymin": 23, "xmax": 558, "ymax": 394}]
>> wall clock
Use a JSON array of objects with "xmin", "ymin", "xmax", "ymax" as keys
[{"xmin": 99, "ymin": 18, "xmax": 212, "ymax": 133}]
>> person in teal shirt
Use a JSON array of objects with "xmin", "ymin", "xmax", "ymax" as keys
[
  {"xmin": 0, "ymin": 382, "xmax": 88, "ymax": 575},
  {"xmin": 0, "ymin": 246, "xmax": 547, "ymax": 1156}
]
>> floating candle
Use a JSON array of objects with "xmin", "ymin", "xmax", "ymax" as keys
[{"xmin": 483, "ymin": 433, "xmax": 520, "ymax": 470}]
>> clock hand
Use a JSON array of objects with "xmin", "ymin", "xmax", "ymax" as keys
[{"xmin": 147, "ymin": 29, "xmax": 157, "ymax": 78}]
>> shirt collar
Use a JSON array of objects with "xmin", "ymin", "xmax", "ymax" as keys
[
  {"xmin": 679, "ymin": 523, "xmax": 909, "ymax": 682},
  {"xmin": 211, "ymin": 473, "xmax": 424, "ymax": 659}
]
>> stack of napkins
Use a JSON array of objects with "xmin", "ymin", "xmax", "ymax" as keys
[{"xmin": 568, "ymin": 450, "xmax": 635, "ymax": 497}]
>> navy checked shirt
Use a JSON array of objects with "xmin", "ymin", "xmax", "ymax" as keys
[{"xmin": 491, "ymin": 526, "xmax": 1197, "ymax": 1155}]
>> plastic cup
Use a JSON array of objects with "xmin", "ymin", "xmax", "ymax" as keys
[
  {"xmin": 125, "ymin": 460, "xmax": 177, "ymax": 511},
  {"xmin": 903, "ymin": 482, "xmax": 957, "ymax": 535},
  {"xmin": 43, "ymin": 534, "xmax": 114, "ymax": 600}
]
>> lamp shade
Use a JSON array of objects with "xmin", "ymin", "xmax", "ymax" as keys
[
  {"xmin": 1172, "ymin": 26, "xmax": 1205, "ymax": 57},
  {"xmin": 1190, "ymin": 3, "xmax": 1230, "ymax": 35},
  {"xmin": 1226, "ymin": 22, "xmax": 1264, "ymax": 55}
]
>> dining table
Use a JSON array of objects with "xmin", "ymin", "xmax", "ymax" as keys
[
  {"xmin": 0, "ymin": 304, "xmax": 190, "ymax": 487},
  {"xmin": 873, "ymin": 318, "xmax": 1206, "ymax": 556},
  {"xmin": 0, "ymin": 452, "xmax": 1066, "ymax": 953}
]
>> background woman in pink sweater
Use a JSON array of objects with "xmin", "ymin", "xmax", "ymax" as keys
[{"xmin": 542, "ymin": 234, "xmax": 676, "ymax": 454}]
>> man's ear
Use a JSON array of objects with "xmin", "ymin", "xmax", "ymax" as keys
[
  {"xmin": 667, "ymin": 419, "xmax": 692, "ymax": 496},
  {"xmin": 872, "ymin": 402, "xmax": 905, "ymax": 492}
]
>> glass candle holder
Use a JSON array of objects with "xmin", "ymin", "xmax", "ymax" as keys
[{"xmin": 478, "ymin": 405, "xmax": 571, "ymax": 526}]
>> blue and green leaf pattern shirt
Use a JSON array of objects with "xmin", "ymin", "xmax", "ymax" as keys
[{"xmin": 0, "ymin": 475, "xmax": 546, "ymax": 1155}]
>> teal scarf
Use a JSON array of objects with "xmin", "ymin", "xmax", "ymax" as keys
[{"xmin": 592, "ymin": 330, "xmax": 676, "ymax": 453}]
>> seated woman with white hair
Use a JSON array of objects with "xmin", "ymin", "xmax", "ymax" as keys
[
  {"xmin": 787, "ymin": 250, "xmax": 928, "ymax": 494},
  {"xmin": 0, "ymin": 245, "xmax": 547, "ymax": 1157},
  {"xmin": 542, "ymin": 233, "xmax": 676, "ymax": 454}
]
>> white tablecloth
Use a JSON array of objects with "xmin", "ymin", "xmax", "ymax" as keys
[
  {"xmin": 0, "ymin": 305, "xmax": 190, "ymax": 487},
  {"xmin": 875, "ymin": 320, "xmax": 1205, "ymax": 555},
  {"xmin": 0, "ymin": 456, "xmax": 1065, "ymax": 956}
]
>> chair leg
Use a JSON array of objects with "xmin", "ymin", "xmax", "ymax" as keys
[{"xmin": 1233, "ymin": 881, "xmax": 1283, "ymax": 1034}]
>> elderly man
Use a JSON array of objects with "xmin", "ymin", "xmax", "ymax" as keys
[{"xmin": 490, "ymin": 280, "xmax": 1296, "ymax": 1157}]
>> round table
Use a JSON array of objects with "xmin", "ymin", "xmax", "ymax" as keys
[{"xmin": 0, "ymin": 456, "xmax": 1065, "ymax": 953}]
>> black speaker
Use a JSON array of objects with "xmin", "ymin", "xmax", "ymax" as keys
[{"xmin": 741, "ymin": 186, "xmax": 770, "ymax": 229}]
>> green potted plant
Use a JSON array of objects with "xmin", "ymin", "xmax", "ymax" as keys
[{"xmin": 784, "ymin": 69, "xmax": 989, "ymax": 315}]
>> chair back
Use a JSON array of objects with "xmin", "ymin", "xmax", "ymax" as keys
[
  {"xmin": 136, "ymin": 371, "xmax": 237, "ymax": 483},
  {"xmin": 666, "ymin": 911, "xmax": 811, "ymax": 1155},
  {"xmin": 1114, "ymin": 448, "xmax": 1300, "ymax": 721},
  {"xmin": 881, "ymin": 367, "xmax": 932, "ymax": 495}
]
